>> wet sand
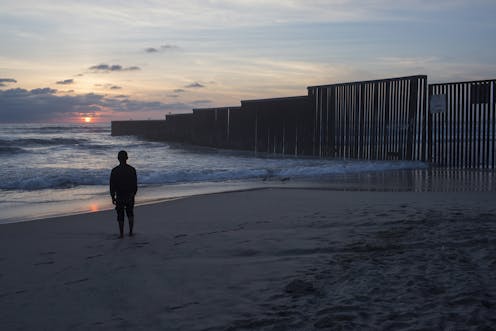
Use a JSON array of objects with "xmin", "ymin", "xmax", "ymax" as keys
[{"xmin": 1, "ymin": 186, "xmax": 496, "ymax": 330}]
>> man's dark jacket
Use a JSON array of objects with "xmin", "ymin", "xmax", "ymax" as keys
[{"xmin": 110, "ymin": 164, "xmax": 137, "ymax": 200}]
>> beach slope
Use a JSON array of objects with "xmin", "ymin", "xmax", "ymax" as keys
[{"xmin": 1, "ymin": 188, "xmax": 495, "ymax": 330}]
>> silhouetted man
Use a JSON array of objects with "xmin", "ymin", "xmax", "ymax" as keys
[{"xmin": 110, "ymin": 150, "xmax": 137, "ymax": 238}]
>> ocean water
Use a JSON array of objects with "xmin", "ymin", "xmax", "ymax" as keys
[{"xmin": 0, "ymin": 123, "xmax": 428, "ymax": 222}]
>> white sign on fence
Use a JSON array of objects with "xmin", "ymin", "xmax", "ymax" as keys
[{"xmin": 430, "ymin": 94, "xmax": 446, "ymax": 113}]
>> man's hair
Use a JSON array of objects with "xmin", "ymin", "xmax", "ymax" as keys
[{"xmin": 118, "ymin": 150, "xmax": 128, "ymax": 161}]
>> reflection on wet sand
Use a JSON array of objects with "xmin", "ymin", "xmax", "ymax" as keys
[
  {"xmin": 89, "ymin": 203, "xmax": 100, "ymax": 212},
  {"xmin": 300, "ymin": 168, "xmax": 496, "ymax": 193}
]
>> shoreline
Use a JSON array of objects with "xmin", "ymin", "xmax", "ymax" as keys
[
  {"xmin": 2, "ymin": 167, "xmax": 496, "ymax": 224},
  {"xmin": 0, "ymin": 180, "xmax": 270, "ymax": 224}
]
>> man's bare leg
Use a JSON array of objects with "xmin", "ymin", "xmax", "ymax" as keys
[
  {"xmin": 128, "ymin": 216, "xmax": 134, "ymax": 236},
  {"xmin": 118, "ymin": 220, "xmax": 124, "ymax": 238}
]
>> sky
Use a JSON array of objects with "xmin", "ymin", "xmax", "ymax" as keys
[{"xmin": 1, "ymin": 0, "xmax": 495, "ymax": 123}]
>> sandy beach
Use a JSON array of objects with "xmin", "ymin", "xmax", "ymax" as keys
[{"xmin": 1, "ymin": 187, "xmax": 496, "ymax": 330}]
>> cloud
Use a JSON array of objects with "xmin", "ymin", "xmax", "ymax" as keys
[
  {"xmin": 105, "ymin": 99, "xmax": 191, "ymax": 113},
  {"xmin": 191, "ymin": 100, "xmax": 212, "ymax": 105},
  {"xmin": 31, "ymin": 88, "xmax": 57, "ymax": 94},
  {"xmin": 0, "ymin": 78, "xmax": 17, "ymax": 87},
  {"xmin": 145, "ymin": 44, "xmax": 180, "ymax": 53},
  {"xmin": 56, "ymin": 79, "xmax": 74, "ymax": 85},
  {"xmin": 0, "ymin": 87, "xmax": 193, "ymax": 122},
  {"xmin": 185, "ymin": 82, "xmax": 205, "ymax": 88},
  {"xmin": 0, "ymin": 78, "xmax": 17, "ymax": 83},
  {"xmin": 84, "ymin": 1, "xmax": 474, "ymax": 31},
  {"xmin": 94, "ymin": 83, "xmax": 123, "ymax": 90},
  {"xmin": 0, "ymin": 88, "xmax": 96, "ymax": 122},
  {"xmin": 173, "ymin": 89, "xmax": 186, "ymax": 93},
  {"xmin": 161, "ymin": 44, "xmax": 179, "ymax": 50},
  {"xmin": 89, "ymin": 64, "xmax": 141, "ymax": 72}
]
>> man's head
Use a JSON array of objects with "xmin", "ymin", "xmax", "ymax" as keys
[{"xmin": 118, "ymin": 150, "xmax": 128, "ymax": 163}]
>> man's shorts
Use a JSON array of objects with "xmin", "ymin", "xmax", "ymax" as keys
[{"xmin": 115, "ymin": 196, "xmax": 134, "ymax": 222}]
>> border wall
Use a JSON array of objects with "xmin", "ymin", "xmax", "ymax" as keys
[
  {"xmin": 191, "ymin": 107, "xmax": 240, "ymax": 148},
  {"xmin": 241, "ymin": 96, "xmax": 314, "ymax": 155},
  {"xmin": 429, "ymin": 79, "xmax": 496, "ymax": 168},
  {"xmin": 111, "ymin": 75, "xmax": 496, "ymax": 168},
  {"xmin": 308, "ymin": 75, "xmax": 428, "ymax": 161}
]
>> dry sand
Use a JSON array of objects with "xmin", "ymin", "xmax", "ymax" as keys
[{"xmin": 1, "ymin": 188, "xmax": 496, "ymax": 330}]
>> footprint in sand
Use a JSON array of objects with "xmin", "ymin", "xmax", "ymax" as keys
[
  {"xmin": 0, "ymin": 290, "xmax": 27, "ymax": 299},
  {"xmin": 255, "ymin": 220, "xmax": 271, "ymax": 224},
  {"xmin": 39, "ymin": 251, "xmax": 56, "ymax": 256},
  {"xmin": 167, "ymin": 302, "xmax": 200, "ymax": 311},
  {"xmin": 220, "ymin": 226, "xmax": 244, "ymax": 233},
  {"xmin": 64, "ymin": 278, "xmax": 89, "ymax": 286},
  {"xmin": 34, "ymin": 261, "xmax": 54, "ymax": 266},
  {"xmin": 113, "ymin": 264, "xmax": 136, "ymax": 271},
  {"xmin": 86, "ymin": 244, "xmax": 105, "ymax": 249},
  {"xmin": 131, "ymin": 241, "xmax": 149, "ymax": 248},
  {"xmin": 120, "ymin": 241, "xmax": 150, "ymax": 250},
  {"xmin": 174, "ymin": 234, "xmax": 187, "ymax": 239},
  {"xmin": 109, "ymin": 236, "xmax": 121, "ymax": 240},
  {"xmin": 86, "ymin": 254, "xmax": 103, "ymax": 260}
]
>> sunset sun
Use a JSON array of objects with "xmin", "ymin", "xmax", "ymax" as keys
[{"xmin": 83, "ymin": 117, "xmax": 92, "ymax": 123}]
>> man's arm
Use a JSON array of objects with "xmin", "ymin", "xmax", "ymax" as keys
[
  {"xmin": 110, "ymin": 169, "xmax": 116, "ymax": 203},
  {"xmin": 132, "ymin": 168, "xmax": 138, "ymax": 196}
]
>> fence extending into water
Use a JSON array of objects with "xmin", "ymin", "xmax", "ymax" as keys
[{"xmin": 112, "ymin": 76, "xmax": 496, "ymax": 169}]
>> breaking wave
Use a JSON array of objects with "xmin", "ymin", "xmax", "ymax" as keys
[
  {"xmin": 1, "ymin": 161, "xmax": 427, "ymax": 190},
  {"xmin": 0, "ymin": 146, "xmax": 27, "ymax": 155},
  {"xmin": 0, "ymin": 138, "xmax": 89, "ymax": 147},
  {"xmin": 0, "ymin": 123, "xmax": 428, "ymax": 192}
]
